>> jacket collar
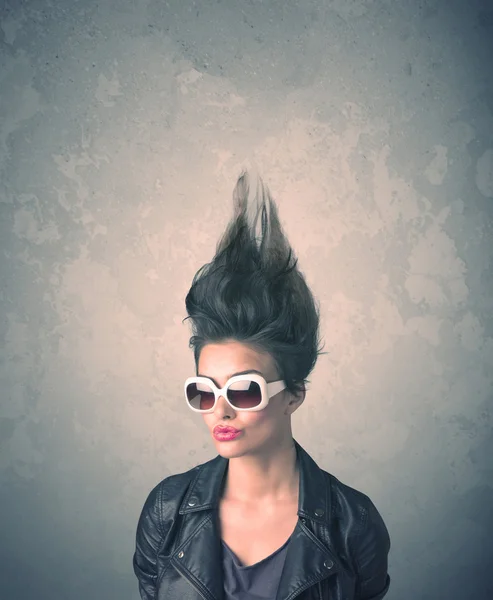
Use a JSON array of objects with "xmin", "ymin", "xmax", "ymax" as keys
[{"xmin": 179, "ymin": 439, "xmax": 332, "ymax": 526}]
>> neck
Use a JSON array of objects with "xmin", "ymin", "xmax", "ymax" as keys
[{"xmin": 222, "ymin": 437, "xmax": 299, "ymax": 504}]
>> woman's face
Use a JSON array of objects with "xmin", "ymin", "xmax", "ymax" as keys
[{"xmin": 196, "ymin": 340, "xmax": 305, "ymax": 459}]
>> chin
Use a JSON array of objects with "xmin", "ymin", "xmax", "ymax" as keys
[{"xmin": 213, "ymin": 439, "xmax": 247, "ymax": 459}]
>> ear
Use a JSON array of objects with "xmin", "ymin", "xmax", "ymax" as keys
[{"xmin": 284, "ymin": 385, "xmax": 306, "ymax": 415}]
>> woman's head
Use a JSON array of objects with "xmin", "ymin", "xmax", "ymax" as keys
[
  {"xmin": 196, "ymin": 339, "xmax": 304, "ymax": 459},
  {"xmin": 183, "ymin": 171, "xmax": 327, "ymax": 456}
]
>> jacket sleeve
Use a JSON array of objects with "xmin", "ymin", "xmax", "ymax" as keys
[
  {"xmin": 133, "ymin": 482, "xmax": 165, "ymax": 600},
  {"xmin": 353, "ymin": 498, "xmax": 391, "ymax": 600}
]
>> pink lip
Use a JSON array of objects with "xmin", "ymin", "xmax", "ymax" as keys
[
  {"xmin": 213, "ymin": 426, "xmax": 242, "ymax": 441},
  {"xmin": 213, "ymin": 425, "xmax": 241, "ymax": 434}
]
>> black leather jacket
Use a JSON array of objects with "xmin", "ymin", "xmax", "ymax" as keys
[{"xmin": 133, "ymin": 440, "xmax": 391, "ymax": 600}]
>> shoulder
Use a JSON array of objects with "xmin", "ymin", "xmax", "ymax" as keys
[
  {"xmin": 325, "ymin": 471, "xmax": 376, "ymax": 531},
  {"xmin": 135, "ymin": 459, "xmax": 210, "ymax": 547},
  {"xmin": 139, "ymin": 459, "xmax": 208, "ymax": 520},
  {"xmin": 151, "ymin": 464, "xmax": 201, "ymax": 497},
  {"xmin": 324, "ymin": 469, "xmax": 391, "ymax": 559},
  {"xmin": 320, "ymin": 468, "xmax": 391, "ymax": 549},
  {"xmin": 323, "ymin": 472, "xmax": 391, "ymax": 596}
]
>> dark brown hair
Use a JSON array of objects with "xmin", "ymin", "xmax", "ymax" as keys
[{"xmin": 183, "ymin": 171, "xmax": 327, "ymax": 398}]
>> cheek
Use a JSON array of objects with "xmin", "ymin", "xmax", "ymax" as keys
[
  {"xmin": 203, "ymin": 414, "xmax": 214, "ymax": 428},
  {"xmin": 243, "ymin": 410, "xmax": 278, "ymax": 431}
]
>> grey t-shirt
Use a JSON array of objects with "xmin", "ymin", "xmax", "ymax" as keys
[{"xmin": 222, "ymin": 536, "xmax": 291, "ymax": 600}]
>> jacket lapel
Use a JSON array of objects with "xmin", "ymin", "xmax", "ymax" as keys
[
  {"xmin": 275, "ymin": 520, "xmax": 341, "ymax": 600},
  {"xmin": 171, "ymin": 455, "xmax": 228, "ymax": 600},
  {"xmin": 276, "ymin": 441, "xmax": 343, "ymax": 599},
  {"xmin": 171, "ymin": 511, "xmax": 225, "ymax": 600}
]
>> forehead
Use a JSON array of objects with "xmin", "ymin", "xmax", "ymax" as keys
[{"xmin": 197, "ymin": 341, "xmax": 274, "ymax": 382}]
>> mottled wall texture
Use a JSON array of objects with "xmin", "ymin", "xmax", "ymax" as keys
[{"xmin": 0, "ymin": 0, "xmax": 492, "ymax": 598}]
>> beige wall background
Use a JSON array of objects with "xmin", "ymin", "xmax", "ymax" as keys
[{"xmin": 1, "ymin": 0, "xmax": 492, "ymax": 599}]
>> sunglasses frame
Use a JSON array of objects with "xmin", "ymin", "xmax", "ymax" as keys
[{"xmin": 184, "ymin": 373, "xmax": 286, "ymax": 413}]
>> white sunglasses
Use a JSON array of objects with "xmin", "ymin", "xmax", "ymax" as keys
[{"xmin": 184, "ymin": 373, "xmax": 286, "ymax": 413}]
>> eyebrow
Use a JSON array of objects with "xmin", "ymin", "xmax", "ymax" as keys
[{"xmin": 197, "ymin": 369, "xmax": 264, "ymax": 386}]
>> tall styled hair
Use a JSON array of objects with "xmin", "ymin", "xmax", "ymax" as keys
[{"xmin": 182, "ymin": 171, "xmax": 327, "ymax": 398}]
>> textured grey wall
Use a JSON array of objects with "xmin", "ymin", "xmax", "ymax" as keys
[{"xmin": 1, "ymin": 0, "xmax": 492, "ymax": 599}]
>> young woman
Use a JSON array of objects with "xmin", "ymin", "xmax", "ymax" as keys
[{"xmin": 133, "ymin": 172, "xmax": 391, "ymax": 600}]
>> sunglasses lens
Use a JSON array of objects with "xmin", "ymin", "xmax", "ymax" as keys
[
  {"xmin": 228, "ymin": 380, "xmax": 263, "ymax": 409},
  {"xmin": 186, "ymin": 381, "xmax": 215, "ymax": 411},
  {"xmin": 186, "ymin": 379, "xmax": 263, "ymax": 411}
]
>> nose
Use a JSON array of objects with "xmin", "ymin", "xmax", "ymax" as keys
[{"xmin": 213, "ymin": 394, "xmax": 236, "ymax": 419}]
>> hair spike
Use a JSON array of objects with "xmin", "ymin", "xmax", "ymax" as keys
[{"xmin": 182, "ymin": 171, "xmax": 327, "ymax": 398}]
